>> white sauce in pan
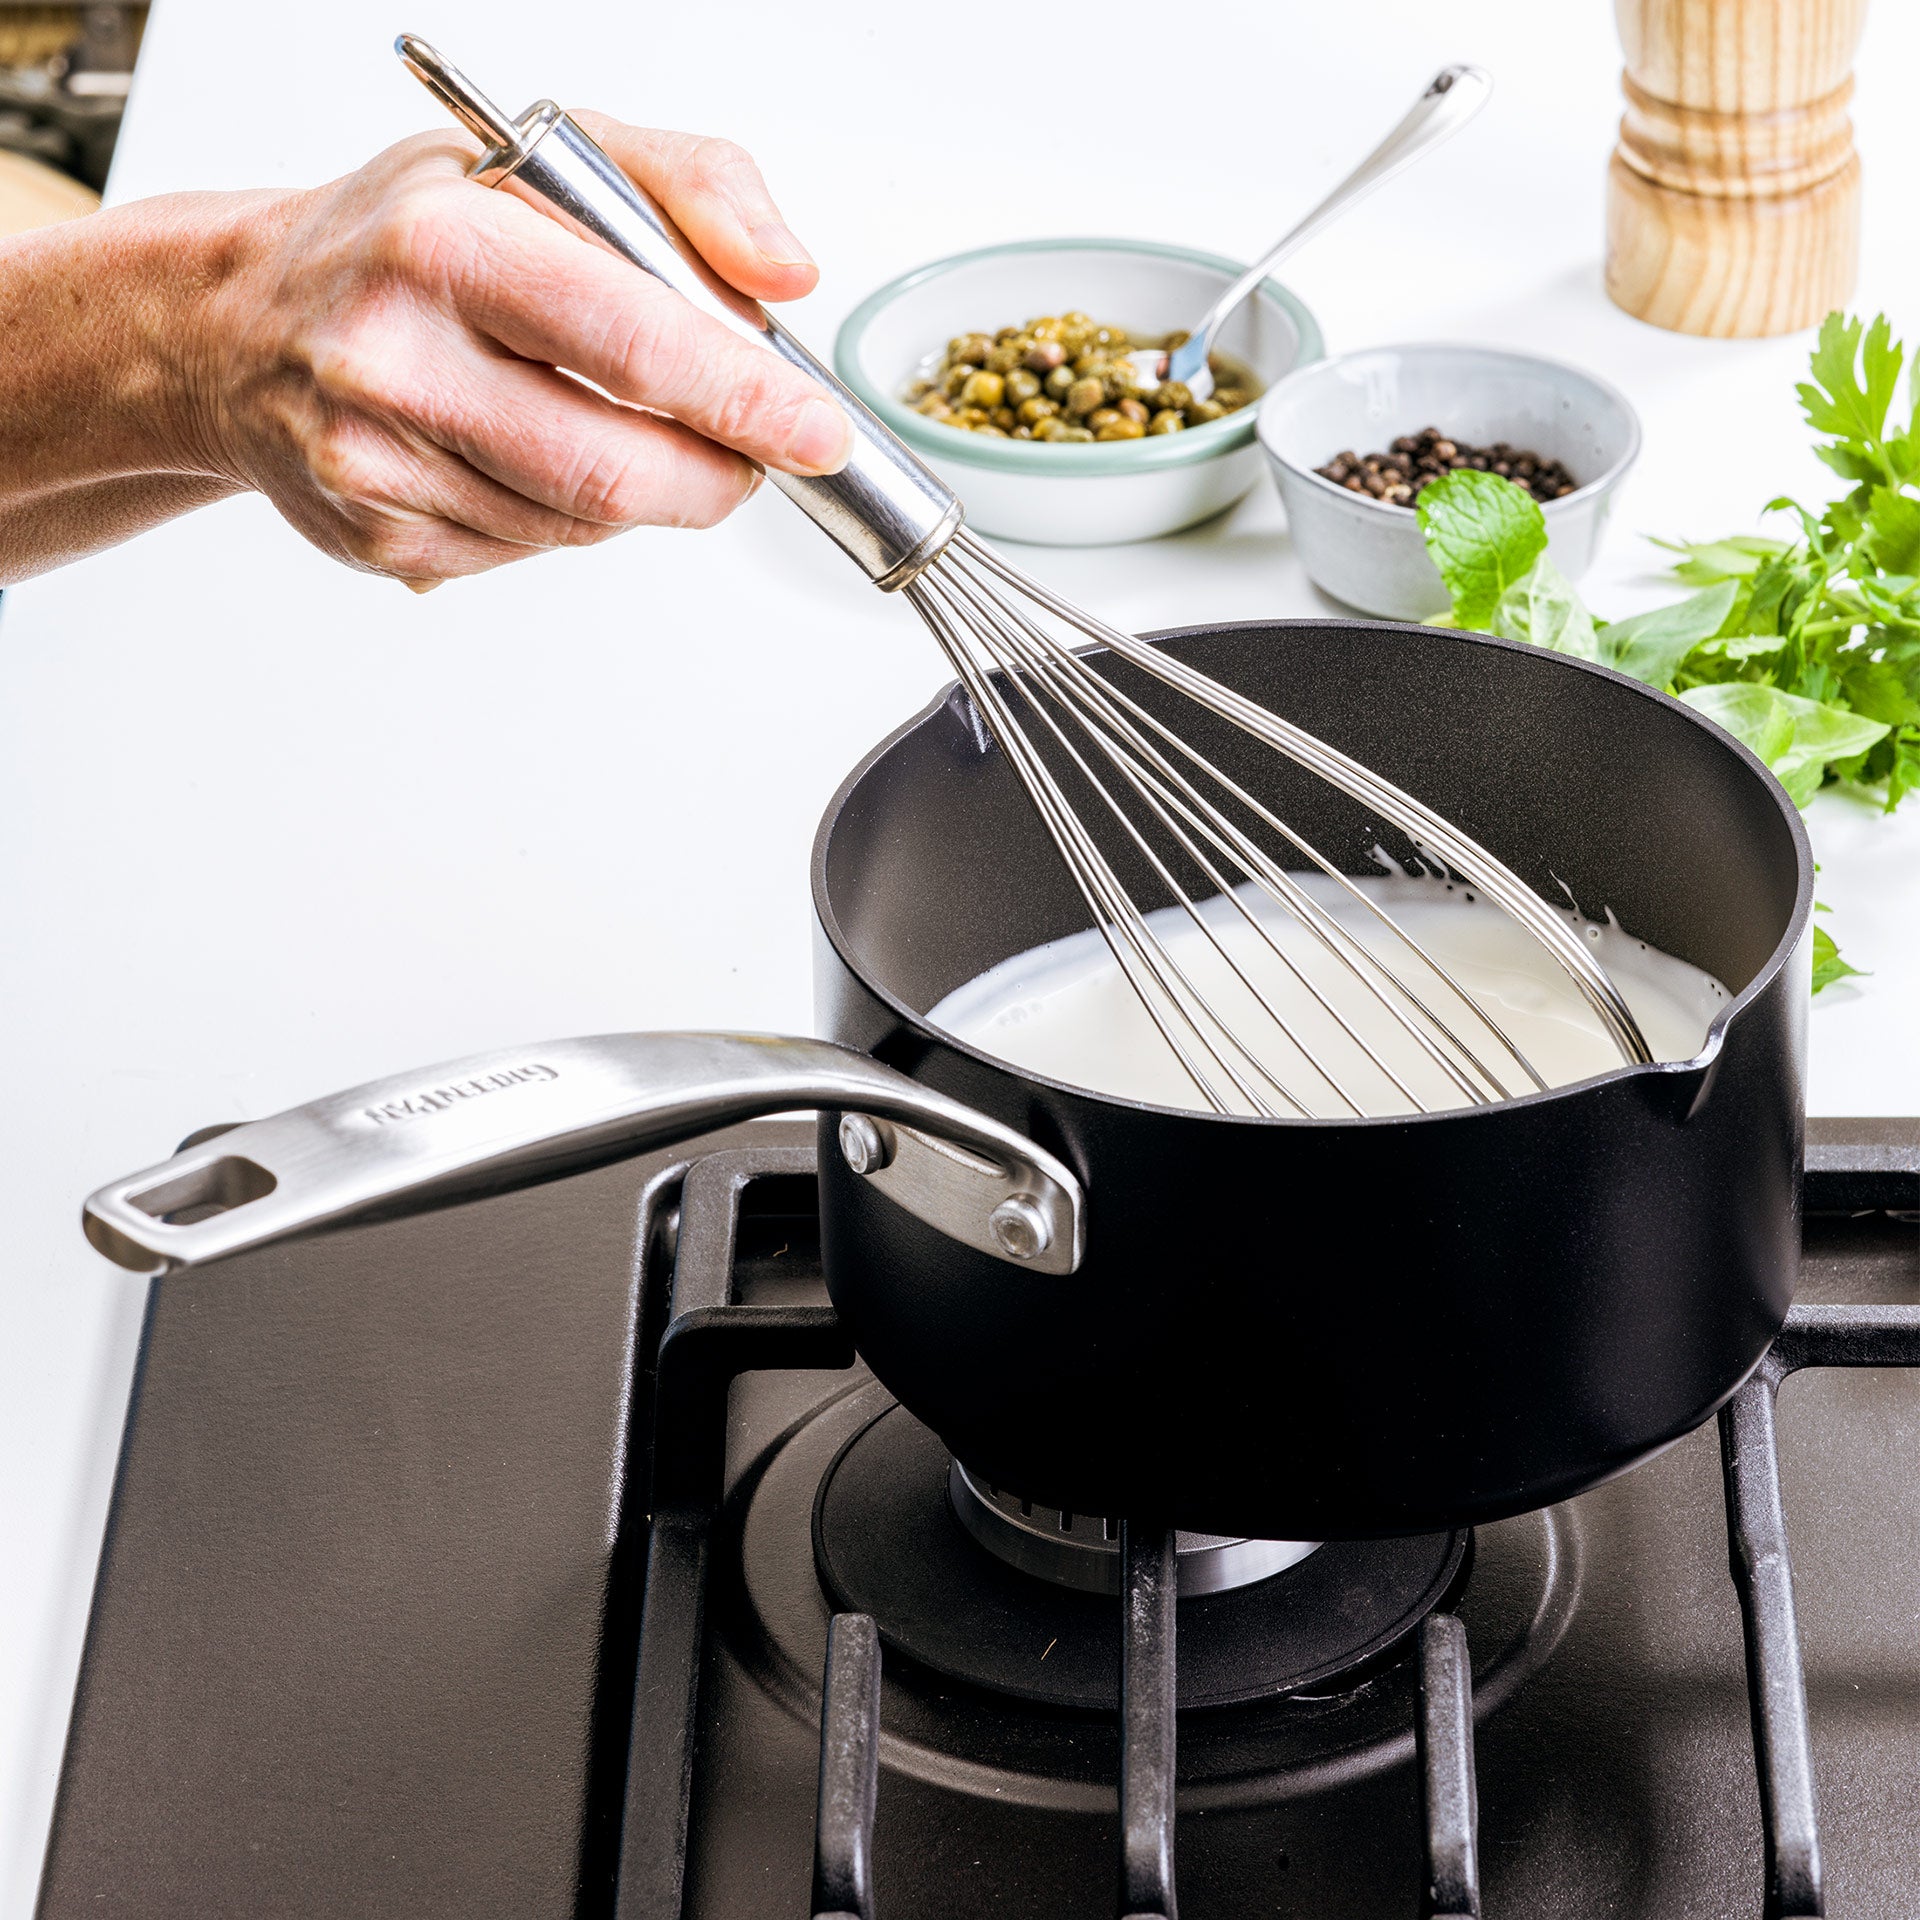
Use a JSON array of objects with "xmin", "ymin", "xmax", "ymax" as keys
[{"xmin": 926, "ymin": 874, "xmax": 1731, "ymax": 1117}]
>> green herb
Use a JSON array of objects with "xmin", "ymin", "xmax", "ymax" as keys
[
  {"xmin": 1416, "ymin": 310, "xmax": 1920, "ymax": 994},
  {"xmin": 1812, "ymin": 904, "xmax": 1865, "ymax": 993},
  {"xmin": 1415, "ymin": 468, "xmax": 1545, "ymax": 628}
]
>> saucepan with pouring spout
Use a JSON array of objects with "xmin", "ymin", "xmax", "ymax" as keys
[{"xmin": 82, "ymin": 619, "xmax": 1812, "ymax": 1539}]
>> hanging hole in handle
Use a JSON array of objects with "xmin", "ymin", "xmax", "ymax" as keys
[{"xmin": 126, "ymin": 1156, "xmax": 278, "ymax": 1227}]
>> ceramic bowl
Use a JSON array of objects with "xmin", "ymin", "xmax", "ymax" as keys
[
  {"xmin": 1256, "ymin": 344, "xmax": 1642, "ymax": 619},
  {"xmin": 834, "ymin": 239, "xmax": 1323, "ymax": 547}
]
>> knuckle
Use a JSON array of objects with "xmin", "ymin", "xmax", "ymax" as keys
[
  {"xmin": 609, "ymin": 299, "xmax": 703, "ymax": 405},
  {"xmin": 673, "ymin": 481, "xmax": 744, "ymax": 531},
  {"xmin": 306, "ymin": 324, "xmax": 405, "ymax": 419},
  {"xmin": 336, "ymin": 510, "xmax": 419, "ymax": 576},
  {"xmin": 711, "ymin": 358, "xmax": 802, "ymax": 449},
  {"xmin": 560, "ymin": 441, "xmax": 649, "ymax": 525},
  {"xmin": 553, "ymin": 514, "xmax": 623, "ymax": 549},
  {"xmin": 685, "ymin": 135, "xmax": 755, "ymax": 196},
  {"xmin": 370, "ymin": 181, "xmax": 464, "ymax": 283},
  {"xmin": 304, "ymin": 422, "xmax": 387, "ymax": 505}
]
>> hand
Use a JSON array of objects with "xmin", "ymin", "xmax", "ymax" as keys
[{"xmin": 185, "ymin": 117, "xmax": 851, "ymax": 588}]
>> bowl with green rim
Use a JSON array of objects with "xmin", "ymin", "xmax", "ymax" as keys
[{"xmin": 833, "ymin": 238, "xmax": 1323, "ymax": 547}]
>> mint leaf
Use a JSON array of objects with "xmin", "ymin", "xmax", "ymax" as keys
[
  {"xmin": 1489, "ymin": 556, "xmax": 1599, "ymax": 659},
  {"xmin": 1812, "ymin": 922, "xmax": 1865, "ymax": 993},
  {"xmin": 1601, "ymin": 581, "xmax": 1739, "ymax": 688},
  {"xmin": 1864, "ymin": 487, "xmax": 1920, "ymax": 575},
  {"xmin": 1417, "ymin": 470, "xmax": 1547, "ymax": 629}
]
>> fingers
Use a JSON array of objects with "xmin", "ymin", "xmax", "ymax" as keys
[
  {"xmin": 569, "ymin": 115, "xmax": 819, "ymax": 305},
  {"xmin": 393, "ymin": 342, "xmax": 764, "ymax": 530},
  {"xmin": 445, "ymin": 190, "xmax": 854, "ymax": 476}
]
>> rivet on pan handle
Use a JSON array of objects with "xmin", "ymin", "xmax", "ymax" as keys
[{"xmin": 80, "ymin": 1033, "xmax": 1085, "ymax": 1277}]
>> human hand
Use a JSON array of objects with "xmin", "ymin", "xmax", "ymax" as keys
[{"xmin": 184, "ymin": 116, "xmax": 850, "ymax": 588}]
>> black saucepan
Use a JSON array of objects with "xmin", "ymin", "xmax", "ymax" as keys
[{"xmin": 83, "ymin": 620, "xmax": 1812, "ymax": 1540}]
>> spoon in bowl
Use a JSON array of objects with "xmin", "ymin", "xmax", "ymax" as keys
[{"xmin": 1127, "ymin": 64, "xmax": 1493, "ymax": 401}]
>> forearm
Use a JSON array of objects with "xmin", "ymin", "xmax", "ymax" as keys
[
  {"xmin": 0, "ymin": 475, "xmax": 240, "ymax": 584},
  {"xmin": 0, "ymin": 192, "xmax": 273, "ymax": 582}
]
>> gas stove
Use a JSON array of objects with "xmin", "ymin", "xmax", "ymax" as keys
[{"xmin": 36, "ymin": 1118, "xmax": 1920, "ymax": 1918}]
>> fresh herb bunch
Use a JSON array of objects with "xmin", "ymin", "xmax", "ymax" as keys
[{"xmin": 1415, "ymin": 311, "xmax": 1920, "ymax": 992}]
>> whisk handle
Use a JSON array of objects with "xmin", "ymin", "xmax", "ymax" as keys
[{"xmin": 396, "ymin": 36, "xmax": 962, "ymax": 591}]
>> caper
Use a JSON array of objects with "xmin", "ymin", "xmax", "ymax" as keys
[
  {"xmin": 1065, "ymin": 376, "xmax": 1105, "ymax": 416},
  {"xmin": 911, "ymin": 313, "xmax": 1260, "ymax": 448}
]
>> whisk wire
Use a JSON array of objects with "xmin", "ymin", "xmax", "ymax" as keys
[
  {"xmin": 952, "ymin": 563, "xmax": 1521, "ymax": 1111},
  {"xmin": 932, "ymin": 567, "xmax": 1343, "ymax": 1116},
  {"xmin": 909, "ymin": 575, "xmax": 1269, "ymax": 1115},
  {"xmin": 954, "ymin": 528, "xmax": 1654, "ymax": 1072},
  {"xmin": 937, "ymin": 567, "xmax": 1388, "ymax": 1116},
  {"xmin": 971, "ymin": 575, "xmax": 1544, "ymax": 1103}
]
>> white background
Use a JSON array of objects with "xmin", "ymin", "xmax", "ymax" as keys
[{"xmin": 3, "ymin": 1, "xmax": 1917, "ymax": 1907}]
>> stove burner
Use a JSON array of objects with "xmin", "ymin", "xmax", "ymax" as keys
[
  {"xmin": 812, "ymin": 1402, "xmax": 1469, "ymax": 1710},
  {"xmin": 946, "ymin": 1460, "xmax": 1319, "ymax": 1596}
]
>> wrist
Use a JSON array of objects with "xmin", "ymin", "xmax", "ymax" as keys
[
  {"xmin": 0, "ymin": 187, "xmax": 289, "ymax": 490},
  {"xmin": 106, "ymin": 188, "xmax": 295, "ymax": 481}
]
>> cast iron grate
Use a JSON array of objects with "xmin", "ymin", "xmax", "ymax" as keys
[{"xmin": 613, "ymin": 1137, "xmax": 1919, "ymax": 1920}]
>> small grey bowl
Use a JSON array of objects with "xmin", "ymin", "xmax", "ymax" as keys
[{"xmin": 1256, "ymin": 344, "xmax": 1642, "ymax": 620}]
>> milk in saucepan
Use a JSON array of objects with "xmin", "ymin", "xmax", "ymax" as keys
[{"xmin": 927, "ymin": 874, "xmax": 1730, "ymax": 1117}]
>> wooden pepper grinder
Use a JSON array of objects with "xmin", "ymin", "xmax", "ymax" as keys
[{"xmin": 1606, "ymin": 0, "xmax": 1868, "ymax": 337}]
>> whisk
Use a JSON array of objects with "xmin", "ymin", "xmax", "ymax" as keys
[{"xmin": 399, "ymin": 37, "xmax": 1652, "ymax": 1120}]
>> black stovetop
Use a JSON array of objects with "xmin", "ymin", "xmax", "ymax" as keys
[{"xmin": 36, "ymin": 1119, "xmax": 1920, "ymax": 1919}]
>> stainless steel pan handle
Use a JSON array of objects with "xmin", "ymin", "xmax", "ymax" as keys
[
  {"xmin": 396, "ymin": 35, "xmax": 962, "ymax": 592},
  {"xmin": 82, "ymin": 1032, "xmax": 1086, "ymax": 1277}
]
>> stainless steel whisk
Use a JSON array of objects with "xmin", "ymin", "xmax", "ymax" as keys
[{"xmin": 400, "ymin": 37, "xmax": 1653, "ymax": 1118}]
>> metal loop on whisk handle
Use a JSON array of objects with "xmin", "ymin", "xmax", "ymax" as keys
[{"xmin": 396, "ymin": 35, "xmax": 962, "ymax": 591}]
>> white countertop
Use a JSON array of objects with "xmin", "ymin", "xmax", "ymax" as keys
[{"xmin": 3, "ymin": 1, "xmax": 1918, "ymax": 1907}]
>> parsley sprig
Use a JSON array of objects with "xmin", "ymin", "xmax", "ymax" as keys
[{"xmin": 1415, "ymin": 311, "xmax": 1920, "ymax": 992}]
